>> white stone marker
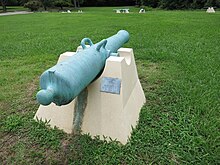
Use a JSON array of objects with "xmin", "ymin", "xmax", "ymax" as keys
[
  {"xmin": 124, "ymin": 9, "xmax": 129, "ymax": 13},
  {"xmin": 206, "ymin": 7, "xmax": 215, "ymax": 13},
  {"xmin": 116, "ymin": 9, "xmax": 121, "ymax": 13},
  {"xmin": 139, "ymin": 9, "xmax": 145, "ymax": 13}
]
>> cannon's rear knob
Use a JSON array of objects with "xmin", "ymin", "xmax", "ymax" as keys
[{"xmin": 36, "ymin": 88, "xmax": 54, "ymax": 106}]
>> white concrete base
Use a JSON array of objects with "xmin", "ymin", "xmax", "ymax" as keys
[
  {"xmin": 34, "ymin": 48, "xmax": 146, "ymax": 144},
  {"xmin": 35, "ymin": 101, "xmax": 75, "ymax": 134},
  {"xmin": 34, "ymin": 52, "xmax": 77, "ymax": 134},
  {"xmin": 139, "ymin": 9, "xmax": 146, "ymax": 13},
  {"xmin": 206, "ymin": 7, "xmax": 215, "ymax": 13}
]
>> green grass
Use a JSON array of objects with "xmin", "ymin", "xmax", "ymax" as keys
[{"xmin": 0, "ymin": 7, "xmax": 220, "ymax": 164}]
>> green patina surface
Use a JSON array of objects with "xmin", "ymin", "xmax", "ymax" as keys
[{"xmin": 36, "ymin": 30, "xmax": 129, "ymax": 106}]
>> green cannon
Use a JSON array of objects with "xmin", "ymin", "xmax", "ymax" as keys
[{"xmin": 36, "ymin": 30, "xmax": 129, "ymax": 106}]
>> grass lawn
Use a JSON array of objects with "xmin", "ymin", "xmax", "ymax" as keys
[{"xmin": 0, "ymin": 7, "xmax": 220, "ymax": 164}]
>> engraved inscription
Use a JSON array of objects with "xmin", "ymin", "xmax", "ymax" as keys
[{"xmin": 100, "ymin": 77, "xmax": 121, "ymax": 94}]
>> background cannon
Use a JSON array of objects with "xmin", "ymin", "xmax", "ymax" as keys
[{"xmin": 36, "ymin": 30, "xmax": 129, "ymax": 106}]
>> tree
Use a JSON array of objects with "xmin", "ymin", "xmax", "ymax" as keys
[
  {"xmin": 24, "ymin": 0, "xmax": 41, "ymax": 11},
  {"xmin": 77, "ymin": 0, "xmax": 84, "ymax": 7},
  {"xmin": 38, "ymin": 0, "xmax": 52, "ymax": 10},
  {"xmin": 17, "ymin": 0, "xmax": 29, "ymax": 5},
  {"xmin": 158, "ymin": 0, "xmax": 209, "ymax": 9},
  {"xmin": 71, "ymin": 0, "xmax": 76, "ymax": 8},
  {"xmin": 205, "ymin": 0, "xmax": 220, "ymax": 7},
  {"xmin": 1, "ymin": 0, "xmax": 7, "ymax": 12},
  {"xmin": 144, "ymin": 0, "xmax": 159, "ymax": 7},
  {"xmin": 191, "ymin": 0, "xmax": 206, "ymax": 9},
  {"xmin": 1, "ymin": 0, "xmax": 18, "ymax": 12},
  {"xmin": 71, "ymin": 0, "xmax": 84, "ymax": 8},
  {"xmin": 54, "ymin": 0, "xmax": 70, "ymax": 10}
]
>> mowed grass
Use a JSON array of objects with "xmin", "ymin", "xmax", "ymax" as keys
[{"xmin": 0, "ymin": 7, "xmax": 220, "ymax": 164}]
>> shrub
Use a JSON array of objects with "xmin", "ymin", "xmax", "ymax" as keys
[
  {"xmin": 24, "ymin": 0, "xmax": 41, "ymax": 11},
  {"xmin": 54, "ymin": 0, "xmax": 71, "ymax": 10}
]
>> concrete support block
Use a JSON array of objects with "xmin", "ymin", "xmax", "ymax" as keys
[{"xmin": 34, "ymin": 48, "xmax": 146, "ymax": 144}]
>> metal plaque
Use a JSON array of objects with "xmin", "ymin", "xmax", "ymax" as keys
[{"xmin": 100, "ymin": 77, "xmax": 121, "ymax": 94}]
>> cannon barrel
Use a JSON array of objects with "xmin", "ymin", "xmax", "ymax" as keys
[{"xmin": 36, "ymin": 30, "xmax": 129, "ymax": 106}]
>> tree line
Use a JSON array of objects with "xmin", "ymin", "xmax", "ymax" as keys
[
  {"xmin": 142, "ymin": 0, "xmax": 220, "ymax": 9},
  {"xmin": 1, "ymin": 0, "xmax": 220, "ymax": 12}
]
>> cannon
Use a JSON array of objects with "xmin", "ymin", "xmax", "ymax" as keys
[{"xmin": 36, "ymin": 30, "xmax": 129, "ymax": 106}]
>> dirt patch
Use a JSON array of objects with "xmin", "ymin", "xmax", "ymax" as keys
[{"xmin": 0, "ymin": 133, "xmax": 20, "ymax": 163}]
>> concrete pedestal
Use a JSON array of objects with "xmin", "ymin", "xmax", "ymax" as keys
[
  {"xmin": 34, "ymin": 47, "xmax": 146, "ymax": 144},
  {"xmin": 206, "ymin": 7, "xmax": 215, "ymax": 13}
]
